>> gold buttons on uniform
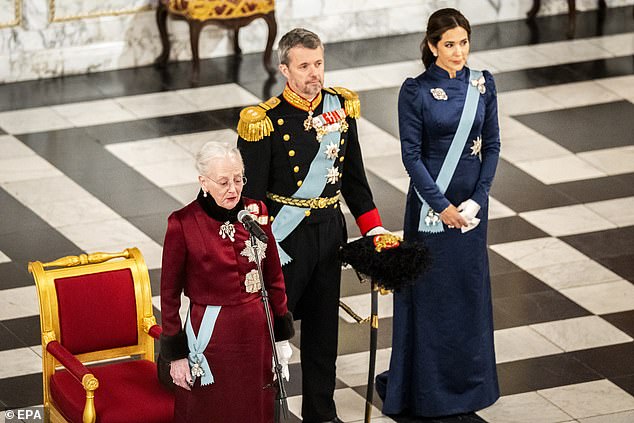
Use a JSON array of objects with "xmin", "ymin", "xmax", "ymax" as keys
[
  {"xmin": 340, "ymin": 138, "xmax": 345, "ymax": 145},
  {"xmin": 334, "ymin": 204, "xmax": 338, "ymax": 209},
  {"xmin": 304, "ymin": 210, "xmax": 311, "ymax": 217},
  {"xmin": 288, "ymin": 150, "xmax": 295, "ymax": 157},
  {"xmin": 293, "ymin": 166, "xmax": 299, "ymax": 173},
  {"xmin": 283, "ymin": 134, "xmax": 290, "ymax": 141},
  {"xmin": 270, "ymin": 216, "xmax": 275, "ymax": 222},
  {"xmin": 278, "ymin": 119, "xmax": 284, "ymax": 125},
  {"xmin": 339, "ymin": 156, "xmax": 344, "ymax": 162},
  {"xmin": 297, "ymin": 180, "xmax": 303, "ymax": 187}
]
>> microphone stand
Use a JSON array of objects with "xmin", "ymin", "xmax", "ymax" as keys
[{"xmin": 249, "ymin": 233, "xmax": 289, "ymax": 422}]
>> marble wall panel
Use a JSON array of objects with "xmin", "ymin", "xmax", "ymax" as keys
[{"xmin": 0, "ymin": 0, "xmax": 21, "ymax": 29}]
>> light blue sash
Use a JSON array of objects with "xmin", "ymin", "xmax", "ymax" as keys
[
  {"xmin": 185, "ymin": 305, "xmax": 221, "ymax": 386},
  {"xmin": 271, "ymin": 93, "xmax": 342, "ymax": 265},
  {"xmin": 415, "ymin": 69, "xmax": 482, "ymax": 233}
]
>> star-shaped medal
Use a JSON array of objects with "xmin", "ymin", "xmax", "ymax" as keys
[
  {"xmin": 326, "ymin": 166, "xmax": 341, "ymax": 185},
  {"xmin": 240, "ymin": 238, "xmax": 267, "ymax": 264},
  {"xmin": 324, "ymin": 142, "xmax": 340, "ymax": 160},
  {"xmin": 470, "ymin": 136, "xmax": 482, "ymax": 156}
]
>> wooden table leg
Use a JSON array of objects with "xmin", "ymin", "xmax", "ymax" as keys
[
  {"xmin": 189, "ymin": 21, "xmax": 203, "ymax": 83},
  {"xmin": 154, "ymin": 2, "xmax": 170, "ymax": 67},
  {"xmin": 262, "ymin": 11, "xmax": 277, "ymax": 75}
]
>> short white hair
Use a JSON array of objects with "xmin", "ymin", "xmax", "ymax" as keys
[{"xmin": 195, "ymin": 142, "xmax": 243, "ymax": 176}]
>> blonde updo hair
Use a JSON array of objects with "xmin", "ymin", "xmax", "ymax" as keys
[{"xmin": 195, "ymin": 142, "xmax": 244, "ymax": 176}]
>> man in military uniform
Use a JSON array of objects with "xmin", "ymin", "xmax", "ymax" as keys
[{"xmin": 237, "ymin": 28, "xmax": 385, "ymax": 423}]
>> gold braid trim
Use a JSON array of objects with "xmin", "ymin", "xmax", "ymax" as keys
[
  {"xmin": 237, "ymin": 97, "xmax": 279, "ymax": 142},
  {"xmin": 329, "ymin": 87, "xmax": 360, "ymax": 119},
  {"xmin": 266, "ymin": 192, "xmax": 340, "ymax": 209}
]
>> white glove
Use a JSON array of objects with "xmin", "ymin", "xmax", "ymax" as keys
[
  {"xmin": 365, "ymin": 226, "xmax": 389, "ymax": 236},
  {"xmin": 273, "ymin": 340, "xmax": 292, "ymax": 381},
  {"xmin": 457, "ymin": 199, "xmax": 481, "ymax": 233}
]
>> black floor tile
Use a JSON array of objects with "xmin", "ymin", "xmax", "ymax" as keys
[
  {"xmin": 602, "ymin": 311, "xmax": 634, "ymax": 339},
  {"xmin": 0, "ymin": 324, "xmax": 28, "ymax": 352},
  {"xmin": 514, "ymin": 101, "xmax": 634, "ymax": 153},
  {"xmin": 571, "ymin": 342, "xmax": 634, "ymax": 379},
  {"xmin": 494, "ymin": 64, "xmax": 583, "ymax": 93},
  {"xmin": 553, "ymin": 173, "xmax": 634, "ymax": 204},
  {"xmin": 562, "ymin": 226, "xmax": 634, "ymax": 261},
  {"xmin": 0, "ymin": 374, "xmax": 43, "ymax": 409},
  {"xmin": 497, "ymin": 353, "xmax": 602, "ymax": 396},
  {"xmin": 350, "ymin": 384, "xmax": 385, "ymax": 415},
  {"xmin": 490, "ymin": 160, "xmax": 577, "ymax": 213},
  {"xmin": 491, "ymin": 270, "xmax": 551, "ymax": 300},
  {"xmin": 149, "ymin": 268, "xmax": 162, "ymax": 297},
  {"xmin": 570, "ymin": 56, "xmax": 634, "ymax": 82},
  {"xmin": 127, "ymin": 213, "xmax": 170, "ymax": 245},
  {"xmin": 488, "ymin": 216, "xmax": 548, "ymax": 245},
  {"xmin": 388, "ymin": 411, "xmax": 488, "ymax": 423},
  {"xmin": 1, "ymin": 316, "xmax": 41, "ymax": 350},
  {"xmin": 340, "ymin": 267, "xmax": 373, "ymax": 298},
  {"xmin": 0, "ymin": 262, "xmax": 31, "ymax": 291},
  {"xmin": 91, "ymin": 65, "xmax": 171, "ymax": 97},
  {"xmin": 84, "ymin": 120, "xmax": 164, "ymax": 145},
  {"xmin": 145, "ymin": 110, "xmax": 231, "ymax": 137},
  {"xmin": 488, "ymin": 250, "xmax": 523, "ymax": 277},
  {"xmin": 494, "ymin": 290, "xmax": 591, "ymax": 327},
  {"xmin": 493, "ymin": 304, "xmax": 527, "ymax": 331},
  {"xmin": 612, "ymin": 374, "xmax": 634, "ymax": 397},
  {"xmin": 366, "ymin": 171, "xmax": 407, "ymax": 233},
  {"xmin": 327, "ymin": 35, "xmax": 420, "ymax": 68},
  {"xmin": 0, "ymin": 128, "xmax": 6, "ymax": 135},
  {"xmin": 598, "ymin": 254, "xmax": 634, "ymax": 282}
]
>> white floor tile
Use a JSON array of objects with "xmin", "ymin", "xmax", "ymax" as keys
[
  {"xmin": 466, "ymin": 53, "xmax": 500, "ymax": 73},
  {"xmin": 339, "ymin": 291, "xmax": 393, "ymax": 323},
  {"xmin": 499, "ymin": 116, "xmax": 538, "ymax": 139},
  {"xmin": 488, "ymin": 197, "xmax": 517, "ymax": 220},
  {"xmin": 578, "ymin": 146, "xmax": 634, "ymax": 176},
  {"xmin": 474, "ymin": 46, "xmax": 553, "ymax": 73},
  {"xmin": 578, "ymin": 410, "xmax": 634, "ymax": 423},
  {"xmin": 595, "ymin": 75, "xmax": 634, "ymax": 102},
  {"xmin": 163, "ymin": 183, "xmax": 200, "ymax": 205},
  {"xmin": 0, "ymin": 347, "xmax": 42, "ymax": 378},
  {"xmin": 336, "ymin": 348, "xmax": 392, "ymax": 388},
  {"xmin": 171, "ymin": 129, "xmax": 238, "ymax": 154},
  {"xmin": 532, "ymin": 39, "xmax": 614, "ymax": 66},
  {"xmin": 494, "ymin": 326, "xmax": 563, "ymax": 364},
  {"xmin": 519, "ymin": 204, "xmax": 616, "ymax": 237},
  {"xmin": 115, "ymin": 92, "xmax": 198, "ymax": 119},
  {"xmin": 356, "ymin": 122, "xmax": 400, "ymax": 159},
  {"xmin": 501, "ymin": 132, "xmax": 571, "ymax": 164},
  {"xmin": 0, "ymin": 286, "xmax": 40, "ymax": 320},
  {"xmin": 106, "ymin": 137, "xmax": 192, "ymax": 167},
  {"xmin": 526, "ymin": 259, "xmax": 622, "ymax": 290},
  {"xmin": 57, "ymin": 218, "xmax": 155, "ymax": 252},
  {"xmin": 478, "ymin": 391, "xmax": 573, "ymax": 423},
  {"xmin": 586, "ymin": 196, "xmax": 634, "ymax": 227},
  {"xmin": 514, "ymin": 155, "xmax": 606, "ymax": 184},
  {"xmin": 2, "ymin": 176, "xmax": 91, "ymax": 207},
  {"xmin": 0, "ymin": 135, "xmax": 36, "ymax": 159},
  {"xmin": 0, "ymin": 107, "xmax": 71, "ymax": 134},
  {"xmin": 530, "ymin": 316, "xmax": 632, "ymax": 352},
  {"xmin": 538, "ymin": 379, "xmax": 634, "ymax": 419},
  {"xmin": 29, "ymin": 197, "xmax": 121, "ymax": 229},
  {"xmin": 133, "ymin": 158, "xmax": 199, "ymax": 188},
  {"xmin": 0, "ymin": 155, "xmax": 62, "ymax": 183},
  {"xmin": 333, "ymin": 388, "xmax": 383, "ymax": 422},
  {"xmin": 586, "ymin": 33, "xmax": 634, "ymax": 56},
  {"xmin": 385, "ymin": 176, "xmax": 410, "ymax": 194},
  {"xmin": 0, "ymin": 250, "xmax": 9, "ymax": 264},
  {"xmin": 560, "ymin": 280, "xmax": 634, "ymax": 315},
  {"xmin": 51, "ymin": 99, "xmax": 136, "ymax": 126},
  {"xmin": 490, "ymin": 237, "xmax": 589, "ymax": 270},
  {"xmin": 176, "ymin": 83, "xmax": 260, "ymax": 110},
  {"xmin": 326, "ymin": 68, "xmax": 385, "ymax": 92},
  {"xmin": 536, "ymin": 80, "xmax": 622, "ymax": 108},
  {"xmin": 360, "ymin": 60, "xmax": 422, "ymax": 88},
  {"xmin": 364, "ymin": 154, "xmax": 407, "ymax": 180},
  {"xmin": 93, "ymin": 240, "xmax": 164, "ymax": 271},
  {"xmin": 497, "ymin": 89, "xmax": 563, "ymax": 116}
]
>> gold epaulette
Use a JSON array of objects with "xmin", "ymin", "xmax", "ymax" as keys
[
  {"xmin": 237, "ymin": 97, "xmax": 280, "ymax": 142},
  {"xmin": 327, "ymin": 86, "xmax": 361, "ymax": 119}
]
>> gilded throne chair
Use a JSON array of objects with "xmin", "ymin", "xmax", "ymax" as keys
[
  {"xmin": 29, "ymin": 248, "xmax": 174, "ymax": 423},
  {"xmin": 155, "ymin": 0, "xmax": 277, "ymax": 82}
]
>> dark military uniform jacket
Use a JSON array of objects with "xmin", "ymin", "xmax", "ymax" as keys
[{"xmin": 237, "ymin": 84, "xmax": 382, "ymax": 236}]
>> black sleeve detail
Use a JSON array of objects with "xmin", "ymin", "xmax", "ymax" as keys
[
  {"xmin": 159, "ymin": 330, "xmax": 189, "ymax": 361},
  {"xmin": 274, "ymin": 311, "xmax": 295, "ymax": 341}
]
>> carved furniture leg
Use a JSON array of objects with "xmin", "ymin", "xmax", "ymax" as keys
[
  {"xmin": 155, "ymin": 2, "xmax": 170, "ymax": 67},
  {"xmin": 189, "ymin": 20, "xmax": 203, "ymax": 83},
  {"xmin": 234, "ymin": 28, "xmax": 242, "ymax": 56},
  {"xmin": 263, "ymin": 11, "xmax": 278, "ymax": 75},
  {"xmin": 527, "ymin": 0, "xmax": 541, "ymax": 19}
]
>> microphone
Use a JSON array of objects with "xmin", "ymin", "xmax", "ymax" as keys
[{"xmin": 237, "ymin": 210, "xmax": 269, "ymax": 243}]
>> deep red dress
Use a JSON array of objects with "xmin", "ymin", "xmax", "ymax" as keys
[{"xmin": 160, "ymin": 195, "xmax": 288, "ymax": 423}]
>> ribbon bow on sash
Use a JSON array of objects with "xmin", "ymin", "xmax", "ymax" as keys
[
  {"xmin": 185, "ymin": 305, "xmax": 221, "ymax": 386},
  {"xmin": 415, "ymin": 69, "xmax": 483, "ymax": 233},
  {"xmin": 272, "ymin": 94, "xmax": 343, "ymax": 265}
]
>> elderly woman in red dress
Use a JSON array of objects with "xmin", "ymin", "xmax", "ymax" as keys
[{"xmin": 159, "ymin": 142, "xmax": 294, "ymax": 423}]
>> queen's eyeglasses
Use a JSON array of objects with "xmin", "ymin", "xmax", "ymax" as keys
[{"xmin": 205, "ymin": 175, "xmax": 247, "ymax": 191}]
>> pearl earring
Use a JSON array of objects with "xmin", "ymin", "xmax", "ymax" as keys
[
  {"xmin": 203, "ymin": 191, "xmax": 208, "ymax": 197},
  {"xmin": 433, "ymin": 52, "xmax": 438, "ymax": 57}
]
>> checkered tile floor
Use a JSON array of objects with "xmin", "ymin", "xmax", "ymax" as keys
[{"xmin": 1, "ymin": 7, "xmax": 633, "ymax": 423}]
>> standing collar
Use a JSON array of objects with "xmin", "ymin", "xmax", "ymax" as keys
[
  {"xmin": 196, "ymin": 189, "xmax": 244, "ymax": 222},
  {"xmin": 428, "ymin": 62, "xmax": 469, "ymax": 80},
  {"xmin": 282, "ymin": 84, "xmax": 323, "ymax": 112}
]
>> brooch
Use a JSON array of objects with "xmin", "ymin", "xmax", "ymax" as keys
[
  {"xmin": 219, "ymin": 221, "xmax": 235, "ymax": 242},
  {"xmin": 430, "ymin": 88, "xmax": 448, "ymax": 101},
  {"xmin": 424, "ymin": 209, "xmax": 441, "ymax": 226},
  {"xmin": 470, "ymin": 136, "xmax": 482, "ymax": 156},
  {"xmin": 471, "ymin": 76, "xmax": 486, "ymax": 94}
]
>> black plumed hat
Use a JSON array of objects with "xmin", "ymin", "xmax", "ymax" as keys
[{"xmin": 340, "ymin": 234, "xmax": 431, "ymax": 291}]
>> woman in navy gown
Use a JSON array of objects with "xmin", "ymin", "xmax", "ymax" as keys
[{"xmin": 377, "ymin": 8, "xmax": 501, "ymax": 418}]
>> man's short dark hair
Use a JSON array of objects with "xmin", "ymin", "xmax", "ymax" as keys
[{"xmin": 278, "ymin": 28, "xmax": 323, "ymax": 65}]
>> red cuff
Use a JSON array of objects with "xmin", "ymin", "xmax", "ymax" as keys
[{"xmin": 356, "ymin": 208, "xmax": 382, "ymax": 235}]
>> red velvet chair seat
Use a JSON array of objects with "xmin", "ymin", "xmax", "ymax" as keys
[{"xmin": 50, "ymin": 360, "xmax": 174, "ymax": 423}]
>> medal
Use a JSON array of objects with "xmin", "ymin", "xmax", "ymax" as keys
[{"xmin": 244, "ymin": 269, "xmax": 262, "ymax": 293}]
